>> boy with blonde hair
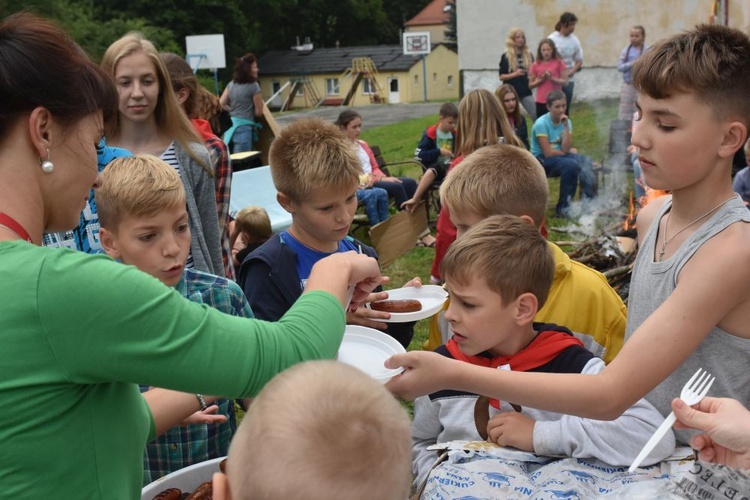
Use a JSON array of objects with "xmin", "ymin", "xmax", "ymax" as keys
[
  {"xmin": 238, "ymin": 117, "xmax": 417, "ymax": 347},
  {"xmin": 425, "ymin": 144, "xmax": 627, "ymax": 363},
  {"xmin": 211, "ymin": 360, "xmax": 412, "ymax": 500},
  {"xmin": 388, "ymin": 24, "xmax": 750, "ymax": 453},
  {"xmin": 412, "ymin": 216, "xmax": 671, "ymax": 488},
  {"xmin": 97, "ymin": 155, "xmax": 253, "ymax": 483}
]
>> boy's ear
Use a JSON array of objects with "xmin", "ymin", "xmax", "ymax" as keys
[
  {"xmin": 277, "ymin": 192, "xmax": 295, "ymax": 214},
  {"xmin": 98, "ymin": 227, "xmax": 122, "ymax": 260},
  {"xmin": 212, "ymin": 472, "xmax": 231, "ymax": 500},
  {"xmin": 718, "ymin": 121, "xmax": 748, "ymax": 159},
  {"xmin": 514, "ymin": 292, "xmax": 538, "ymax": 325}
]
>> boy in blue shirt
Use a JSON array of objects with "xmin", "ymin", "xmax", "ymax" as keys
[
  {"xmin": 531, "ymin": 90, "xmax": 596, "ymax": 217},
  {"xmin": 239, "ymin": 118, "xmax": 418, "ymax": 347},
  {"xmin": 96, "ymin": 155, "xmax": 253, "ymax": 484}
]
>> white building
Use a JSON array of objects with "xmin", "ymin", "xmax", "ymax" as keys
[{"xmin": 457, "ymin": 0, "xmax": 750, "ymax": 101}]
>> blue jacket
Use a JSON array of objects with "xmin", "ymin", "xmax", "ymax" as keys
[
  {"xmin": 415, "ymin": 123, "xmax": 456, "ymax": 167},
  {"xmin": 238, "ymin": 233, "xmax": 415, "ymax": 348}
]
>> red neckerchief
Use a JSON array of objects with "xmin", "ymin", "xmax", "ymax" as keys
[
  {"xmin": 446, "ymin": 329, "xmax": 583, "ymax": 409},
  {"xmin": 191, "ymin": 118, "xmax": 218, "ymax": 141}
]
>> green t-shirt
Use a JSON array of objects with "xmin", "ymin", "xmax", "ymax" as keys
[{"xmin": 0, "ymin": 241, "xmax": 344, "ymax": 498}]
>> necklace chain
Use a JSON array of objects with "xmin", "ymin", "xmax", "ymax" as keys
[{"xmin": 658, "ymin": 195, "xmax": 737, "ymax": 261}]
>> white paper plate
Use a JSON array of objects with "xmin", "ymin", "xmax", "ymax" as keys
[
  {"xmin": 338, "ymin": 326, "xmax": 406, "ymax": 383},
  {"xmin": 368, "ymin": 285, "xmax": 449, "ymax": 323},
  {"xmin": 141, "ymin": 456, "xmax": 224, "ymax": 499}
]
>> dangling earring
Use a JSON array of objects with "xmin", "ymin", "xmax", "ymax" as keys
[{"xmin": 39, "ymin": 149, "xmax": 54, "ymax": 174}]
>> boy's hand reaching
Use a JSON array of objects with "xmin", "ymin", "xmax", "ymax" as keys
[
  {"xmin": 487, "ymin": 412, "xmax": 536, "ymax": 452},
  {"xmin": 181, "ymin": 405, "xmax": 228, "ymax": 426},
  {"xmin": 384, "ymin": 351, "xmax": 461, "ymax": 400}
]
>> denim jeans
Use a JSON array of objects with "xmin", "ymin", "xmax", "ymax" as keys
[
  {"xmin": 230, "ymin": 125, "xmax": 254, "ymax": 154},
  {"xmin": 357, "ymin": 187, "xmax": 389, "ymax": 225},
  {"xmin": 563, "ymin": 81, "xmax": 575, "ymax": 113},
  {"xmin": 373, "ymin": 177, "xmax": 418, "ymax": 208},
  {"xmin": 538, "ymin": 154, "xmax": 580, "ymax": 215}
]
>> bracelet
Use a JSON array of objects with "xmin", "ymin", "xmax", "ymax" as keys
[{"xmin": 195, "ymin": 394, "xmax": 209, "ymax": 411}]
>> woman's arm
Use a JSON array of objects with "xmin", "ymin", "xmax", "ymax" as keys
[
  {"xmin": 252, "ymin": 90, "xmax": 263, "ymax": 119},
  {"xmin": 219, "ymin": 85, "xmax": 231, "ymax": 112},
  {"xmin": 143, "ymin": 389, "xmax": 223, "ymax": 437}
]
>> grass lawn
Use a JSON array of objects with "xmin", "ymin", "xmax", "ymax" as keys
[{"xmin": 357, "ymin": 98, "xmax": 624, "ymax": 352}]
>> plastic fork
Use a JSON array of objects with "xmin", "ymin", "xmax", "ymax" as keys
[{"xmin": 628, "ymin": 368, "xmax": 715, "ymax": 472}]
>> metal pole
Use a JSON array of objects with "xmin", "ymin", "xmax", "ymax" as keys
[{"xmin": 422, "ymin": 54, "xmax": 428, "ymax": 102}]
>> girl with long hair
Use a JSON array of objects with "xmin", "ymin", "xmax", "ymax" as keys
[
  {"xmin": 495, "ymin": 84, "xmax": 529, "ymax": 149},
  {"xmin": 529, "ymin": 38, "xmax": 568, "ymax": 119},
  {"xmin": 498, "ymin": 28, "xmax": 536, "ymax": 120},
  {"xmin": 101, "ymin": 33, "xmax": 224, "ymax": 275}
]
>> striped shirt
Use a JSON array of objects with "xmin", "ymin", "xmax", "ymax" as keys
[{"xmin": 160, "ymin": 142, "xmax": 194, "ymax": 269}]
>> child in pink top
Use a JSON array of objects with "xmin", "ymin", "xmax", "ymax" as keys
[{"xmin": 529, "ymin": 38, "xmax": 568, "ymax": 118}]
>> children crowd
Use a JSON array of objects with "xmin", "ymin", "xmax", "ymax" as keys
[{"xmin": 2, "ymin": 9, "xmax": 750, "ymax": 500}]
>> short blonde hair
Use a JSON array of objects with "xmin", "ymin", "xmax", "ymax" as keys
[
  {"xmin": 269, "ymin": 117, "xmax": 360, "ymax": 201},
  {"xmin": 97, "ymin": 155, "xmax": 185, "ymax": 232},
  {"xmin": 441, "ymin": 215, "xmax": 554, "ymax": 308},
  {"xmin": 440, "ymin": 144, "xmax": 548, "ymax": 228},
  {"xmin": 227, "ymin": 360, "xmax": 412, "ymax": 500},
  {"xmin": 233, "ymin": 206, "xmax": 272, "ymax": 242}
]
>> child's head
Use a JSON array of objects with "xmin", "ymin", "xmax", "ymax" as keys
[
  {"xmin": 270, "ymin": 118, "xmax": 360, "ymax": 247},
  {"xmin": 457, "ymin": 89, "xmax": 524, "ymax": 155},
  {"xmin": 232, "ymin": 206, "xmax": 272, "ymax": 246},
  {"xmin": 334, "ymin": 109, "xmax": 362, "ymax": 141},
  {"xmin": 632, "ymin": 24, "xmax": 750, "ymax": 137},
  {"xmin": 440, "ymin": 144, "xmax": 548, "ymax": 233},
  {"xmin": 232, "ymin": 52, "xmax": 259, "ymax": 84},
  {"xmin": 160, "ymin": 52, "xmax": 199, "ymax": 118},
  {"xmin": 506, "ymin": 28, "xmax": 527, "ymax": 50},
  {"xmin": 546, "ymin": 89, "xmax": 567, "ymax": 118},
  {"xmin": 438, "ymin": 102, "xmax": 458, "ymax": 133},
  {"xmin": 98, "ymin": 155, "xmax": 190, "ymax": 287},
  {"xmin": 215, "ymin": 360, "xmax": 412, "ymax": 500},
  {"xmin": 629, "ymin": 25, "xmax": 645, "ymax": 47},
  {"xmin": 537, "ymin": 38, "xmax": 558, "ymax": 61},
  {"xmin": 495, "ymin": 84, "xmax": 521, "ymax": 121},
  {"xmin": 441, "ymin": 215, "xmax": 554, "ymax": 356}
]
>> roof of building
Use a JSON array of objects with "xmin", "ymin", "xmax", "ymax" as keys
[
  {"xmin": 258, "ymin": 44, "xmax": 438, "ymax": 76},
  {"xmin": 405, "ymin": 0, "xmax": 451, "ymax": 27}
]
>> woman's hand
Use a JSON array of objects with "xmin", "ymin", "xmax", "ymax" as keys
[{"xmin": 401, "ymin": 197, "xmax": 419, "ymax": 213}]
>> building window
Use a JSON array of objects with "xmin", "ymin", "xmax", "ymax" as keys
[
  {"xmin": 447, "ymin": 75, "xmax": 453, "ymax": 87},
  {"xmin": 432, "ymin": 72, "xmax": 437, "ymax": 82},
  {"xmin": 362, "ymin": 77, "xmax": 375, "ymax": 95},
  {"xmin": 326, "ymin": 78, "xmax": 339, "ymax": 95},
  {"xmin": 413, "ymin": 74, "xmax": 418, "ymax": 85}
]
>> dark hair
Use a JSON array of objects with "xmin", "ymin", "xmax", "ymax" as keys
[
  {"xmin": 546, "ymin": 90, "xmax": 566, "ymax": 107},
  {"xmin": 334, "ymin": 109, "xmax": 362, "ymax": 128},
  {"xmin": 633, "ymin": 24, "xmax": 750, "ymax": 129},
  {"xmin": 233, "ymin": 52, "xmax": 258, "ymax": 84},
  {"xmin": 555, "ymin": 12, "xmax": 578, "ymax": 32},
  {"xmin": 0, "ymin": 12, "xmax": 118, "ymax": 139},
  {"xmin": 536, "ymin": 38, "xmax": 560, "ymax": 61},
  {"xmin": 633, "ymin": 25, "xmax": 646, "ymax": 40},
  {"xmin": 161, "ymin": 52, "xmax": 199, "ymax": 116},
  {"xmin": 439, "ymin": 102, "xmax": 459, "ymax": 119}
]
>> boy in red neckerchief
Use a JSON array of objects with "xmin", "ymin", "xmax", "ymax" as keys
[{"xmin": 411, "ymin": 215, "xmax": 671, "ymax": 488}]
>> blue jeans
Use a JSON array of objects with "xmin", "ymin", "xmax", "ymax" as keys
[
  {"xmin": 230, "ymin": 125, "xmax": 254, "ymax": 154},
  {"xmin": 538, "ymin": 154, "xmax": 580, "ymax": 215},
  {"xmin": 563, "ymin": 81, "xmax": 575, "ymax": 113},
  {"xmin": 373, "ymin": 177, "xmax": 418, "ymax": 208},
  {"xmin": 357, "ymin": 187, "xmax": 389, "ymax": 225}
]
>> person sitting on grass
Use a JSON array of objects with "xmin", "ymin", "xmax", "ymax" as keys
[
  {"xmin": 238, "ymin": 118, "xmax": 420, "ymax": 348},
  {"xmin": 412, "ymin": 215, "xmax": 672, "ymax": 488},
  {"xmin": 530, "ymin": 89, "xmax": 597, "ymax": 218},
  {"xmin": 96, "ymin": 155, "xmax": 254, "ymax": 484},
  {"xmin": 424, "ymin": 144, "xmax": 627, "ymax": 364},
  {"xmin": 211, "ymin": 360, "xmax": 413, "ymax": 500}
]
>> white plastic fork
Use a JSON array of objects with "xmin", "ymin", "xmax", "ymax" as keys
[{"xmin": 628, "ymin": 368, "xmax": 715, "ymax": 472}]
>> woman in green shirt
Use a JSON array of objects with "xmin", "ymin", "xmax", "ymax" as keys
[{"xmin": 0, "ymin": 13, "xmax": 381, "ymax": 498}]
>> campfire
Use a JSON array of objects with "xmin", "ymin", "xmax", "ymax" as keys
[{"xmin": 552, "ymin": 175, "xmax": 669, "ymax": 305}]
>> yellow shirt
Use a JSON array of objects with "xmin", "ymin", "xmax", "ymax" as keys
[{"xmin": 425, "ymin": 242, "xmax": 627, "ymax": 364}]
